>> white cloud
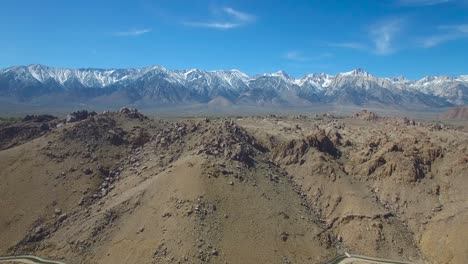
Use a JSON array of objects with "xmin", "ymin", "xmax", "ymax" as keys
[
  {"xmin": 326, "ymin": 18, "xmax": 404, "ymax": 55},
  {"xmin": 439, "ymin": 24, "xmax": 468, "ymax": 33},
  {"xmin": 222, "ymin": 7, "xmax": 255, "ymax": 22},
  {"xmin": 458, "ymin": 24, "xmax": 468, "ymax": 33},
  {"xmin": 422, "ymin": 24, "xmax": 468, "ymax": 47},
  {"xmin": 369, "ymin": 19, "xmax": 404, "ymax": 55},
  {"xmin": 184, "ymin": 7, "xmax": 255, "ymax": 30},
  {"xmin": 397, "ymin": 0, "xmax": 454, "ymax": 6},
  {"xmin": 113, "ymin": 28, "xmax": 152, "ymax": 36},
  {"xmin": 183, "ymin": 22, "xmax": 241, "ymax": 29},
  {"xmin": 422, "ymin": 34, "xmax": 457, "ymax": 47}
]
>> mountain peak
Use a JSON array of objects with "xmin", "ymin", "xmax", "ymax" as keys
[
  {"xmin": 268, "ymin": 70, "xmax": 291, "ymax": 79},
  {"xmin": 305, "ymin": 72, "xmax": 333, "ymax": 78},
  {"xmin": 27, "ymin": 64, "xmax": 48, "ymax": 68},
  {"xmin": 341, "ymin": 68, "xmax": 371, "ymax": 77},
  {"xmin": 27, "ymin": 64, "xmax": 52, "ymax": 72},
  {"xmin": 184, "ymin": 68, "xmax": 203, "ymax": 74},
  {"xmin": 211, "ymin": 69, "xmax": 251, "ymax": 80},
  {"xmin": 141, "ymin": 65, "xmax": 169, "ymax": 73}
]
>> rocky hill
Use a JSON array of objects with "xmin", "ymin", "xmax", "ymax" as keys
[{"xmin": 0, "ymin": 109, "xmax": 466, "ymax": 263}]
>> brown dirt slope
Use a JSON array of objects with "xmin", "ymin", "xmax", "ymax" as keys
[
  {"xmin": 0, "ymin": 109, "xmax": 467, "ymax": 264},
  {"xmin": 238, "ymin": 113, "xmax": 468, "ymax": 264},
  {"xmin": 0, "ymin": 110, "xmax": 334, "ymax": 264}
]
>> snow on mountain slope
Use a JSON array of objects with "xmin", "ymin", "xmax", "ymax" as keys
[
  {"xmin": 410, "ymin": 76, "xmax": 467, "ymax": 105},
  {"xmin": 0, "ymin": 64, "xmax": 466, "ymax": 106},
  {"xmin": 341, "ymin": 68, "xmax": 372, "ymax": 77},
  {"xmin": 296, "ymin": 73, "xmax": 334, "ymax": 91}
]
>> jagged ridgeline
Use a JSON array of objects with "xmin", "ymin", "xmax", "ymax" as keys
[{"xmin": 0, "ymin": 65, "xmax": 467, "ymax": 107}]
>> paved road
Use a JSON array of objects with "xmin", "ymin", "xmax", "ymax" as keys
[
  {"xmin": 0, "ymin": 255, "xmax": 66, "ymax": 264},
  {"xmin": 327, "ymin": 253, "xmax": 415, "ymax": 264},
  {"xmin": 0, "ymin": 253, "xmax": 415, "ymax": 264}
]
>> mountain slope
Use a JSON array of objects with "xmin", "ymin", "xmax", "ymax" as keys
[{"xmin": 0, "ymin": 65, "xmax": 466, "ymax": 108}]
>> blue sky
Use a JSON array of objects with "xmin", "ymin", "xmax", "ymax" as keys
[{"xmin": 1, "ymin": 0, "xmax": 467, "ymax": 79}]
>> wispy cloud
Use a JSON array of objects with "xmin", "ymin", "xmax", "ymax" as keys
[
  {"xmin": 439, "ymin": 24, "xmax": 468, "ymax": 33},
  {"xmin": 222, "ymin": 7, "xmax": 255, "ymax": 23},
  {"xmin": 422, "ymin": 34, "xmax": 458, "ymax": 47},
  {"xmin": 422, "ymin": 23, "xmax": 468, "ymax": 47},
  {"xmin": 397, "ymin": 0, "xmax": 454, "ymax": 6},
  {"xmin": 182, "ymin": 22, "xmax": 241, "ymax": 29},
  {"xmin": 184, "ymin": 7, "xmax": 256, "ymax": 30},
  {"xmin": 369, "ymin": 18, "xmax": 404, "ymax": 55},
  {"xmin": 328, "ymin": 18, "xmax": 404, "ymax": 55},
  {"xmin": 113, "ymin": 28, "xmax": 152, "ymax": 36}
]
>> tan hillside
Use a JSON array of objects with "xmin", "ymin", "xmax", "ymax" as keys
[{"xmin": 0, "ymin": 109, "xmax": 467, "ymax": 264}]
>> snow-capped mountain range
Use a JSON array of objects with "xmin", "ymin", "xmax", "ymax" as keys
[{"xmin": 0, "ymin": 64, "xmax": 466, "ymax": 107}]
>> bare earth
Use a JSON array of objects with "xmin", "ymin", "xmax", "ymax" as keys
[{"xmin": 0, "ymin": 109, "xmax": 467, "ymax": 264}]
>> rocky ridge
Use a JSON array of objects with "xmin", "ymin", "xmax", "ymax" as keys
[{"xmin": 0, "ymin": 109, "xmax": 466, "ymax": 263}]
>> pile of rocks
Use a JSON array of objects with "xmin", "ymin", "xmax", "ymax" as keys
[
  {"xmin": 94, "ymin": 166, "xmax": 122, "ymax": 198},
  {"xmin": 353, "ymin": 110, "xmax": 379, "ymax": 121},
  {"xmin": 385, "ymin": 116, "xmax": 416, "ymax": 126},
  {"xmin": 107, "ymin": 127, "xmax": 127, "ymax": 146},
  {"xmin": 128, "ymin": 128, "xmax": 150, "ymax": 147},
  {"xmin": 119, "ymin": 107, "xmax": 146, "ymax": 120},
  {"xmin": 152, "ymin": 121, "xmax": 198, "ymax": 147},
  {"xmin": 27, "ymin": 225, "xmax": 50, "ymax": 243},
  {"xmin": 197, "ymin": 120, "xmax": 257, "ymax": 165},
  {"xmin": 191, "ymin": 198, "xmax": 217, "ymax": 221},
  {"xmin": 63, "ymin": 115, "xmax": 124, "ymax": 146},
  {"xmin": 273, "ymin": 129, "xmax": 340, "ymax": 165},
  {"xmin": 66, "ymin": 110, "xmax": 97, "ymax": 123},
  {"xmin": 306, "ymin": 129, "xmax": 341, "ymax": 158}
]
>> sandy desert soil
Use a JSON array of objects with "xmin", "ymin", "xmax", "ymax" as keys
[{"xmin": 0, "ymin": 109, "xmax": 466, "ymax": 264}]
